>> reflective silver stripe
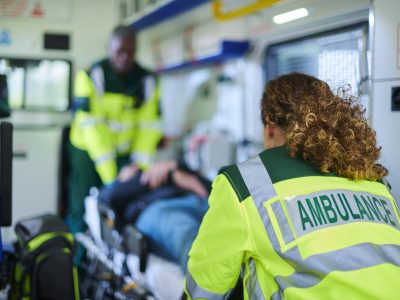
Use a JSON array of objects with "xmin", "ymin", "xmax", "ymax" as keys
[
  {"xmin": 132, "ymin": 152, "xmax": 153, "ymax": 166},
  {"xmin": 137, "ymin": 120, "xmax": 163, "ymax": 130},
  {"xmin": 117, "ymin": 141, "xmax": 131, "ymax": 153},
  {"xmin": 246, "ymin": 260, "xmax": 266, "ymax": 300},
  {"xmin": 109, "ymin": 121, "xmax": 125, "ymax": 133},
  {"xmin": 94, "ymin": 152, "xmax": 114, "ymax": 165},
  {"xmin": 90, "ymin": 65, "xmax": 105, "ymax": 95},
  {"xmin": 108, "ymin": 121, "xmax": 134, "ymax": 133},
  {"xmin": 79, "ymin": 117, "xmax": 104, "ymax": 128},
  {"xmin": 237, "ymin": 156, "xmax": 280, "ymax": 252},
  {"xmin": 270, "ymin": 291, "xmax": 283, "ymax": 300},
  {"xmin": 275, "ymin": 243, "xmax": 400, "ymax": 291},
  {"xmin": 238, "ymin": 155, "xmax": 400, "ymax": 297},
  {"xmin": 144, "ymin": 75, "xmax": 157, "ymax": 100},
  {"xmin": 271, "ymin": 201, "xmax": 295, "ymax": 244},
  {"xmin": 186, "ymin": 271, "xmax": 226, "ymax": 300}
]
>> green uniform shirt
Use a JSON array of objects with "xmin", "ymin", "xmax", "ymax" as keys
[{"xmin": 70, "ymin": 59, "xmax": 162, "ymax": 184}]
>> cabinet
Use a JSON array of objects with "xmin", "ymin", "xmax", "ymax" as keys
[
  {"xmin": 127, "ymin": 0, "xmax": 250, "ymax": 72},
  {"xmin": 2, "ymin": 127, "xmax": 62, "ymax": 244},
  {"xmin": 125, "ymin": 0, "xmax": 210, "ymax": 30},
  {"xmin": 156, "ymin": 40, "xmax": 250, "ymax": 73}
]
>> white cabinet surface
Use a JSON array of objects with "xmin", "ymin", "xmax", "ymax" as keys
[{"xmin": 2, "ymin": 127, "xmax": 62, "ymax": 244}]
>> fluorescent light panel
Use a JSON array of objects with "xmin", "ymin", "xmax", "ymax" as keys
[{"xmin": 273, "ymin": 8, "xmax": 308, "ymax": 24}]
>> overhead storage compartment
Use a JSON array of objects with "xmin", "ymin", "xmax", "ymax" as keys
[
  {"xmin": 155, "ymin": 40, "xmax": 250, "ymax": 73},
  {"xmin": 128, "ymin": 0, "xmax": 211, "ymax": 30}
]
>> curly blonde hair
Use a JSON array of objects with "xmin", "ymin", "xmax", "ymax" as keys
[{"xmin": 261, "ymin": 73, "xmax": 387, "ymax": 181}]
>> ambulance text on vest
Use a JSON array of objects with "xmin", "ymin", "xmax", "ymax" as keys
[{"xmin": 285, "ymin": 190, "xmax": 400, "ymax": 237}]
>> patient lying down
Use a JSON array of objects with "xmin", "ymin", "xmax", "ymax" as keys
[{"xmin": 99, "ymin": 159, "xmax": 211, "ymax": 272}]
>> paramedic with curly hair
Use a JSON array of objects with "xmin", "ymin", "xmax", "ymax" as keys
[{"xmin": 184, "ymin": 72, "xmax": 400, "ymax": 299}]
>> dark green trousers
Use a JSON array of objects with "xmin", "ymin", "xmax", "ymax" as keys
[
  {"xmin": 65, "ymin": 142, "xmax": 102, "ymax": 235},
  {"xmin": 65, "ymin": 141, "xmax": 130, "ymax": 234}
]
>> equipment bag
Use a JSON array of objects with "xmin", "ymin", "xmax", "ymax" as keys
[{"xmin": 9, "ymin": 213, "xmax": 80, "ymax": 300}]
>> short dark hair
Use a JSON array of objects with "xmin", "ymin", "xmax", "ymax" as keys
[{"xmin": 111, "ymin": 25, "xmax": 136, "ymax": 40}]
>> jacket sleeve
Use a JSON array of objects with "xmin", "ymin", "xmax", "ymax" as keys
[
  {"xmin": 130, "ymin": 76, "xmax": 162, "ymax": 169},
  {"xmin": 70, "ymin": 70, "xmax": 118, "ymax": 184},
  {"xmin": 184, "ymin": 174, "xmax": 251, "ymax": 298}
]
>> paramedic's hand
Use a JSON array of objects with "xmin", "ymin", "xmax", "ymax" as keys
[
  {"xmin": 172, "ymin": 170, "xmax": 208, "ymax": 197},
  {"xmin": 140, "ymin": 160, "xmax": 177, "ymax": 189},
  {"xmin": 118, "ymin": 163, "xmax": 138, "ymax": 182}
]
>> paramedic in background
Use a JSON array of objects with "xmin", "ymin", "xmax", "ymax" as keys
[
  {"xmin": 185, "ymin": 73, "xmax": 400, "ymax": 299},
  {"xmin": 66, "ymin": 25, "xmax": 162, "ymax": 236}
]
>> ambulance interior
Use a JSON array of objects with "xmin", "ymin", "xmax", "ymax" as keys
[{"xmin": 0, "ymin": 0, "xmax": 399, "ymax": 299}]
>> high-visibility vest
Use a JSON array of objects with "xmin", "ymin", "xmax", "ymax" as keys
[
  {"xmin": 185, "ymin": 145, "xmax": 400, "ymax": 300},
  {"xmin": 70, "ymin": 62, "xmax": 162, "ymax": 184}
]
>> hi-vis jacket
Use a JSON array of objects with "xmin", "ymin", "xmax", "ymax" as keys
[
  {"xmin": 70, "ymin": 60, "xmax": 162, "ymax": 184},
  {"xmin": 185, "ymin": 146, "xmax": 400, "ymax": 300}
]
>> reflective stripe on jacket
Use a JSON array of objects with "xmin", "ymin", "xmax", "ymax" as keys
[
  {"xmin": 70, "ymin": 63, "xmax": 162, "ymax": 184},
  {"xmin": 185, "ymin": 145, "xmax": 400, "ymax": 300}
]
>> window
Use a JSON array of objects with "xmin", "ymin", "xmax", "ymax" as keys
[
  {"xmin": 263, "ymin": 23, "xmax": 368, "ymax": 95},
  {"xmin": 0, "ymin": 58, "xmax": 71, "ymax": 111}
]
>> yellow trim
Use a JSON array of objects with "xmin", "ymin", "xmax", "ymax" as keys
[
  {"xmin": 28, "ymin": 232, "xmax": 73, "ymax": 251},
  {"xmin": 274, "ymin": 176, "xmax": 392, "ymax": 199},
  {"xmin": 284, "ymin": 263, "xmax": 400, "ymax": 299},
  {"xmin": 297, "ymin": 222, "xmax": 400, "ymax": 259},
  {"xmin": 212, "ymin": 0, "xmax": 281, "ymax": 21},
  {"xmin": 73, "ymin": 267, "xmax": 80, "ymax": 300}
]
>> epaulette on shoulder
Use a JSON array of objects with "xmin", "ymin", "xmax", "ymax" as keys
[
  {"xmin": 218, "ymin": 164, "xmax": 250, "ymax": 202},
  {"xmin": 379, "ymin": 177, "xmax": 393, "ymax": 196},
  {"xmin": 90, "ymin": 58, "xmax": 106, "ymax": 72}
]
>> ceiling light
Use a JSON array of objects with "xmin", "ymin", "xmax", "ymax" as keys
[{"xmin": 273, "ymin": 8, "xmax": 309, "ymax": 24}]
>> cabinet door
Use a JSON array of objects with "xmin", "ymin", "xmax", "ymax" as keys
[{"xmin": 1, "ymin": 127, "xmax": 62, "ymax": 244}]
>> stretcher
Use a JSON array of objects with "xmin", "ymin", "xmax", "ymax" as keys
[{"xmin": 76, "ymin": 188, "xmax": 185, "ymax": 300}]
